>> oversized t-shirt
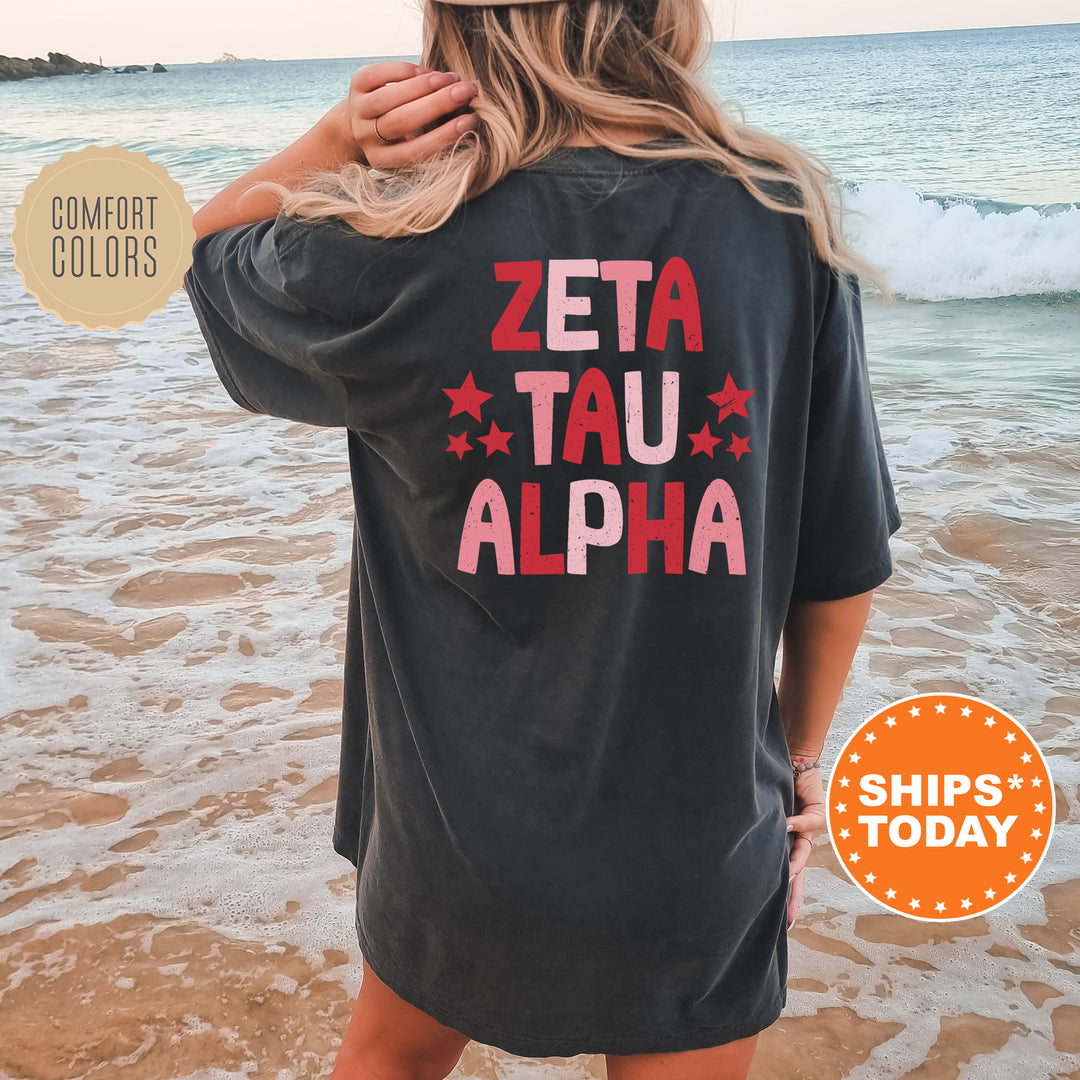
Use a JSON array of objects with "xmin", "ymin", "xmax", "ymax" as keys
[{"xmin": 183, "ymin": 139, "xmax": 903, "ymax": 1058}]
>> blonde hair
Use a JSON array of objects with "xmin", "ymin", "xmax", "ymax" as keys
[{"xmin": 250, "ymin": 0, "xmax": 893, "ymax": 299}]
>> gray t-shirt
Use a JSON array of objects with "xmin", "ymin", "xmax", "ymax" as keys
[{"xmin": 184, "ymin": 140, "xmax": 902, "ymax": 1057}]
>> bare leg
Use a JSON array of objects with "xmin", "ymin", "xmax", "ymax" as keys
[
  {"xmin": 330, "ymin": 957, "xmax": 471, "ymax": 1080},
  {"xmin": 606, "ymin": 1033, "xmax": 760, "ymax": 1080}
]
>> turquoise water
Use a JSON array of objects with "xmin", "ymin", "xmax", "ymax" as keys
[
  {"xmin": 2, "ymin": 22, "xmax": 1078, "ymax": 298},
  {"xmin": 714, "ymin": 22, "xmax": 1080, "ymax": 207}
]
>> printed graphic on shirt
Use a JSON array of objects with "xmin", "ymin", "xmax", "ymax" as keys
[{"xmin": 447, "ymin": 258, "xmax": 753, "ymax": 576}]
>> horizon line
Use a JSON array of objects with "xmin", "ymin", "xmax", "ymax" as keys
[{"xmin": 30, "ymin": 17, "xmax": 1078, "ymax": 68}]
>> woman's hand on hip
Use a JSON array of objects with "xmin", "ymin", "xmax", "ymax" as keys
[
  {"xmin": 341, "ymin": 60, "xmax": 479, "ymax": 169},
  {"xmin": 785, "ymin": 765, "xmax": 826, "ymax": 931}
]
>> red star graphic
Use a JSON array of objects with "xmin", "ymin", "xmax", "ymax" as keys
[
  {"xmin": 687, "ymin": 422, "xmax": 722, "ymax": 457},
  {"xmin": 443, "ymin": 371, "xmax": 493, "ymax": 422},
  {"xmin": 727, "ymin": 433, "xmax": 752, "ymax": 461},
  {"xmin": 446, "ymin": 432, "xmax": 472, "ymax": 460},
  {"xmin": 707, "ymin": 373, "xmax": 754, "ymax": 424},
  {"xmin": 477, "ymin": 420, "xmax": 513, "ymax": 457}
]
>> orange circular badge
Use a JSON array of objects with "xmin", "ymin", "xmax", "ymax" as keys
[{"xmin": 826, "ymin": 693, "xmax": 1054, "ymax": 921}]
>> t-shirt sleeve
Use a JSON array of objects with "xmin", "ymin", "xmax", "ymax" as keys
[
  {"xmin": 790, "ymin": 263, "xmax": 903, "ymax": 601},
  {"xmin": 183, "ymin": 213, "xmax": 349, "ymax": 428}
]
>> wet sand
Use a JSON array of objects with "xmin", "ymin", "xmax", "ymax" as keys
[{"xmin": 3, "ymin": 309, "xmax": 1080, "ymax": 1079}]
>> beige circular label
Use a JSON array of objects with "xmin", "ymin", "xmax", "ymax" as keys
[{"xmin": 11, "ymin": 144, "xmax": 195, "ymax": 330}]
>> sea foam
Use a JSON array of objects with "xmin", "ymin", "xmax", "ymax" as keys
[{"xmin": 843, "ymin": 180, "xmax": 1080, "ymax": 301}]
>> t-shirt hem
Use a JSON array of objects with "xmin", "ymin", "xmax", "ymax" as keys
[
  {"xmin": 183, "ymin": 267, "xmax": 263, "ymax": 416},
  {"xmin": 789, "ymin": 547, "xmax": 896, "ymax": 602},
  {"xmin": 354, "ymin": 911, "xmax": 786, "ymax": 1057},
  {"xmin": 333, "ymin": 829, "xmax": 359, "ymax": 868}
]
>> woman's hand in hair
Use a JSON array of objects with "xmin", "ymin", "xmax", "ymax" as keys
[
  {"xmin": 342, "ymin": 60, "xmax": 479, "ymax": 169},
  {"xmin": 189, "ymin": 63, "xmax": 477, "ymax": 239}
]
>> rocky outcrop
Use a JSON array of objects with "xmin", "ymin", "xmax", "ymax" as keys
[
  {"xmin": 212, "ymin": 52, "xmax": 262, "ymax": 62},
  {"xmin": 0, "ymin": 51, "xmax": 104, "ymax": 81},
  {"xmin": 0, "ymin": 52, "xmax": 166, "ymax": 81}
]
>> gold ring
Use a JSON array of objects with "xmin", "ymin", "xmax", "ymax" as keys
[{"xmin": 373, "ymin": 114, "xmax": 393, "ymax": 144}]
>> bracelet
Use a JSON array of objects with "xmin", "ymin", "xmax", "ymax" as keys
[{"xmin": 792, "ymin": 759, "xmax": 821, "ymax": 779}]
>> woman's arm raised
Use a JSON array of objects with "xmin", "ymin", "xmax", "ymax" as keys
[{"xmin": 192, "ymin": 60, "xmax": 478, "ymax": 240}]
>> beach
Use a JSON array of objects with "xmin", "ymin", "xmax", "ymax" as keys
[{"xmin": 2, "ymin": 22, "xmax": 1080, "ymax": 1080}]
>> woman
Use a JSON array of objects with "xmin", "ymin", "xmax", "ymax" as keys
[{"xmin": 183, "ymin": 1, "xmax": 903, "ymax": 1077}]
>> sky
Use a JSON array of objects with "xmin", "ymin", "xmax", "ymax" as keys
[{"xmin": 3, "ymin": 0, "xmax": 1077, "ymax": 67}]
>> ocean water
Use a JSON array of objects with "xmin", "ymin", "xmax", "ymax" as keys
[{"xmin": 1, "ymin": 21, "xmax": 1079, "ymax": 1080}]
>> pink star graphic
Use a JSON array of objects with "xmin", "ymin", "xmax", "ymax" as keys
[
  {"xmin": 477, "ymin": 420, "xmax": 513, "ymax": 457},
  {"xmin": 442, "ymin": 371, "xmax": 493, "ymax": 422},
  {"xmin": 446, "ymin": 432, "xmax": 472, "ymax": 460},
  {"xmin": 687, "ymin": 422, "xmax": 722, "ymax": 457},
  {"xmin": 707, "ymin": 373, "xmax": 754, "ymax": 424}
]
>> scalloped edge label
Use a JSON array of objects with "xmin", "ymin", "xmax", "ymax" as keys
[{"xmin": 11, "ymin": 144, "xmax": 195, "ymax": 330}]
